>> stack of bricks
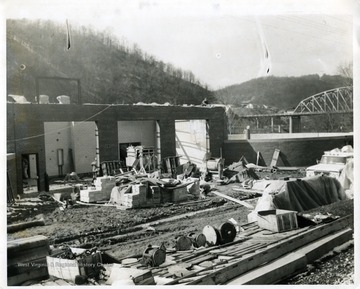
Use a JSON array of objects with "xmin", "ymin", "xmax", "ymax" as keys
[
  {"xmin": 80, "ymin": 187, "xmax": 103, "ymax": 203},
  {"xmin": 80, "ymin": 176, "xmax": 116, "ymax": 203},
  {"xmin": 123, "ymin": 184, "xmax": 148, "ymax": 209},
  {"xmin": 94, "ymin": 176, "xmax": 116, "ymax": 199}
]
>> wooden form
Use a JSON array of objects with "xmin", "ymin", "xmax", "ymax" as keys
[{"xmin": 7, "ymin": 235, "xmax": 50, "ymax": 286}]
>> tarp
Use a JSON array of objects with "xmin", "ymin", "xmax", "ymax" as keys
[
  {"xmin": 248, "ymin": 175, "xmax": 347, "ymax": 221},
  {"xmin": 272, "ymin": 175, "xmax": 346, "ymax": 212}
]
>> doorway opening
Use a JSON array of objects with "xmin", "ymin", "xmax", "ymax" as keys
[{"xmin": 22, "ymin": 153, "xmax": 39, "ymax": 194}]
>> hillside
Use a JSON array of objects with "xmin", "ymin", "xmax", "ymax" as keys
[
  {"xmin": 215, "ymin": 75, "xmax": 351, "ymax": 110},
  {"xmin": 6, "ymin": 19, "xmax": 214, "ymax": 105}
]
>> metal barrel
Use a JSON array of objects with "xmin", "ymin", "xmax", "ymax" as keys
[
  {"xmin": 219, "ymin": 222, "xmax": 237, "ymax": 244},
  {"xmin": 175, "ymin": 235, "xmax": 193, "ymax": 251},
  {"xmin": 202, "ymin": 225, "xmax": 222, "ymax": 246},
  {"xmin": 142, "ymin": 245, "xmax": 166, "ymax": 267}
]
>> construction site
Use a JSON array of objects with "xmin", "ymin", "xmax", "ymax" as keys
[{"xmin": 5, "ymin": 88, "xmax": 355, "ymax": 286}]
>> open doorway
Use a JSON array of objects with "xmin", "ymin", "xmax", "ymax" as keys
[
  {"xmin": 22, "ymin": 153, "xmax": 39, "ymax": 193},
  {"xmin": 175, "ymin": 119, "xmax": 209, "ymax": 166}
]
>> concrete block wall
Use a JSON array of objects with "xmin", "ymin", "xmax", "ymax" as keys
[{"xmin": 223, "ymin": 135, "xmax": 354, "ymax": 167}]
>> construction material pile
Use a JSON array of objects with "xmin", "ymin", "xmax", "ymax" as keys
[{"xmin": 78, "ymin": 172, "xmax": 200, "ymax": 209}]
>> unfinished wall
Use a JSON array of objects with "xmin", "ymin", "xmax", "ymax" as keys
[
  {"xmin": 71, "ymin": 122, "xmax": 97, "ymax": 174},
  {"xmin": 44, "ymin": 122, "xmax": 96, "ymax": 177},
  {"xmin": 7, "ymin": 103, "xmax": 226, "ymax": 193},
  {"xmin": 223, "ymin": 135, "xmax": 354, "ymax": 167},
  {"xmin": 44, "ymin": 122, "xmax": 72, "ymax": 176}
]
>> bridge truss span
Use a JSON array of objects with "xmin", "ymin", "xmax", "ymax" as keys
[{"xmin": 293, "ymin": 86, "xmax": 353, "ymax": 114}]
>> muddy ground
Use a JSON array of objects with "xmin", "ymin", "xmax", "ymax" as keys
[{"xmin": 7, "ymin": 169, "xmax": 355, "ymax": 285}]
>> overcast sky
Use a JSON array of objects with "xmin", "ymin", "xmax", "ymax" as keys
[{"xmin": 1, "ymin": 0, "xmax": 356, "ymax": 89}]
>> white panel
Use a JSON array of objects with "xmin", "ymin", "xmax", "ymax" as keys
[
  {"xmin": 72, "ymin": 122, "xmax": 97, "ymax": 174},
  {"xmin": 44, "ymin": 122, "xmax": 72, "ymax": 177}
]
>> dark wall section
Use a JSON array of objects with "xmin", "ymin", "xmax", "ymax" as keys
[
  {"xmin": 7, "ymin": 103, "xmax": 226, "ymax": 194},
  {"xmin": 223, "ymin": 136, "xmax": 354, "ymax": 167}
]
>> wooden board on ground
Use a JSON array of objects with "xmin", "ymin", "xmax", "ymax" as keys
[
  {"xmin": 227, "ymin": 227, "xmax": 353, "ymax": 285},
  {"xmin": 211, "ymin": 191, "xmax": 254, "ymax": 209},
  {"xmin": 183, "ymin": 216, "xmax": 352, "ymax": 285}
]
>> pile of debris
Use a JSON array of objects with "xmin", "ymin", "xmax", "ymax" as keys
[
  {"xmin": 7, "ymin": 211, "xmax": 353, "ymax": 286},
  {"xmin": 76, "ymin": 173, "xmax": 200, "ymax": 209}
]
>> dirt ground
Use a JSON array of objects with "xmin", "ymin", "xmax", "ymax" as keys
[{"xmin": 7, "ymin": 169, "xmax": 355, "ymax": 285}]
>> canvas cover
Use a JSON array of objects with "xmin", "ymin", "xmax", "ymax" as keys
[
  {"xmin": 249, "ymin": 175, "xmax": 347, "ymax": 219},
  {"xmin": 272, "ymin": 175, "xmax": 346, "ymax": 212}
]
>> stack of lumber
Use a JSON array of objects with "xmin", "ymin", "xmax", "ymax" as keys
[
  {"xmin": 111, "ymin": 216, "xmax": 352, "ymax": 285},
  {"xmin": 7, "ymin": 235, "xmax": 50, "ymax": 286}
]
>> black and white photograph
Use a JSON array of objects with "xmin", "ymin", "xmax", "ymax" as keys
[{"xmin": 2, "ymin": 0, "xmax": 358, "ymax": 287}]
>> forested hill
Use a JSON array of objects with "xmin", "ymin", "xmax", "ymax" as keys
[
  {"xmin": 215, "ymin": 75, "xmax": 351, "ymax": 110},
  {"xmin": 6, "ymin": 19, "xmax": 214, "ymax": 105}
]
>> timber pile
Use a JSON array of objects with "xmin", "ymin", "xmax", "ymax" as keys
[
  {"xmin": 103, "ymin": 215, "xmax": 352, "ymax": 285},
  {"xmin": 7, "ymin": 235, "xmax": 50, "ymax": 286}
]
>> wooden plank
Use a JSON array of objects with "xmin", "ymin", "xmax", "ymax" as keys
[
  {"xmin": 225, "ymin": 243, "xmax": 266, "ymax": 257},
  {"xmin": 42, "ymin": 281, "xmax": 59, "ymax": 286},
  {"xmin": 7, "ymin": 235, "xmax": 49, "ymax": 254},
  {"xmin": 7, "ymin": 267, "xmax": 48, "ymax": 286},
  {"xmin": 296, "ymin": 227, "xmax": 353, "ymax": 263},
  {"xmin": 232, "ymin": 187, "xmax": 263, "ymax": 194},
  {"xmin": 53, "ymin": 278, "xmax": 72, "ymax": 286},
  {"xmin": 210, "ymin": 191, "xmax": 254, "ymax": 209},
  {"xmin": 228, "ymin": 252, "xmax": 307, "ymax": 285},
  {"xmin": 187, "ymin": 215, "xmax": 352, "ymax": 285},
  {"xmin": 270, "ymin": 149, "xmax": 280, "ymax": 168},
  {"xmin": 227, "ymin": 228, "xmax": 353, "ymax": 285},
  {"xmin": 8, "ymin": 246, "xmax": 50, "ymax": 266},
  {"xmin": 189, "ymin": 255, "xmax": 217, "ymax": 266},
  {"xmin": 7, "ymin": 219, "xmax": 46, "ymax": 233},
  {"xmin": 8, "ymin": 257, "xmax": 47, "ymax": 276}
]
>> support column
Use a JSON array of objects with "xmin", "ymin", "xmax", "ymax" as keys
[
  {"xmin": 271, "ymin": 117, "xmax": 274, "ymax": 133},
  {"xmin": 206, "ymin": 120, "xmax": 210, "ymax": 155},
  {"xmin": 156, "ymin": 121, "xmax": 161, "ymax": 169},
  {"xmin": 95, "ymin": 122, "xmax": 100, "ymax": 167},
  {"xmin": 289, "ymin": 116, "xmax": 301, "ymax": 133}
]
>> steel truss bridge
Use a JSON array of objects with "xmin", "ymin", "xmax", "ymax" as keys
[
  {"xmin": 238, "ymin": 86, "xmax": 353, "ymax": 119},
  {"xmin": 293, "ymin": 86, "xmax": 353, "ymax": 114},
  {"xmin": 233, "ymin": 86, "xmax": 353, "ymax": 134}
]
